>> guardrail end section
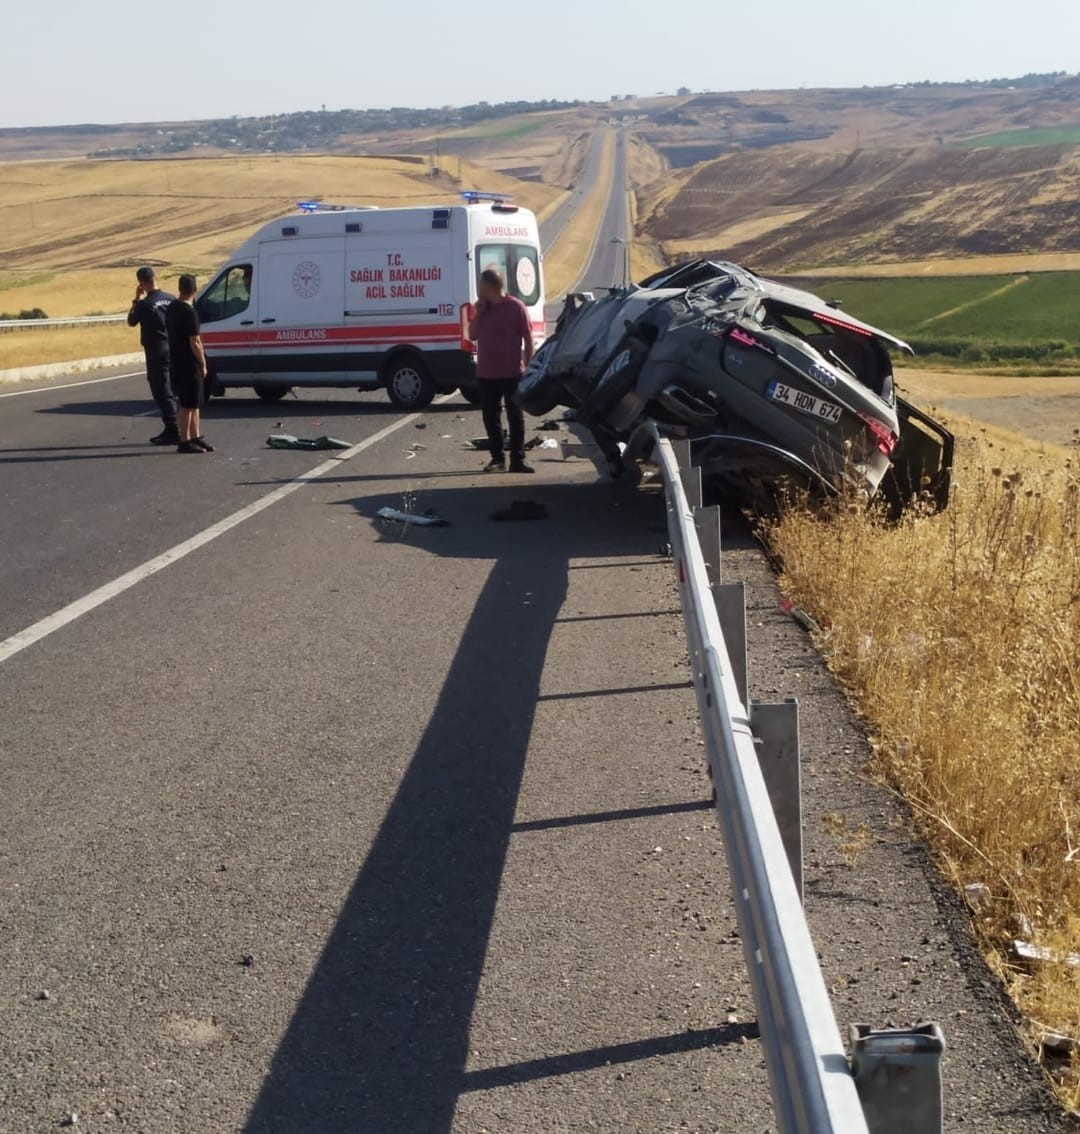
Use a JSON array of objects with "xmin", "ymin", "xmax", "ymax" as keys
[
  {"xmin": 749, "ymin": 699, "xmax": 803, "ymax": 900},
  {"xmin": 850, "ymin": 1022, "xmax": 945, "ymax": 1134}
]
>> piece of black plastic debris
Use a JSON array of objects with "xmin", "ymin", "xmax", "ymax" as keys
[
  {"xmin": 267, "ymin": 434, "xmax": 351, "ymax": 451},
  {"xmin": 239, "ymin": 954, "xmax": 255, "ymax": 968},
  {"xmin": 491, "ymin": 500, "xmax": 549, "ymax": 522},
  {"xmin": 60, "ymin": 1112, "xmax": 78, "ymax": 1127},
  {"xmin": 36, "ymin": 989, "xmax": 50, "ymax": 1001},
  {"xmin": 537, "ymin": 419, "xmax": 565, "ymax": 431},
  {"xmin": 415, "ymin": 422, "xmax": 427, "ymax": 429}
]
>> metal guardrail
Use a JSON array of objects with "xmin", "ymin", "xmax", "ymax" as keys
[
  {"xmin": 0, "ymin": 314, "xmax": 127, "ymax": 332},
  {"xmin": 647, "ymin": 423, "xmax": 944, "ymax": 1134}
]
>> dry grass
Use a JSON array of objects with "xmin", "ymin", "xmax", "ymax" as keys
[
  {"xmin": 768, "ymin": 422, "xmax": 1080, "ymax": 1101},
  {"xmin": 0, "ymin": 325, "xmax": 137, "ymax": 371},
  {"xmin": 542, "ymin": 128, "xmax": 617, "ymax": 299},
  {"xmin": 0, "ymin": 152, "xmax": 561, "ymax": 371}
]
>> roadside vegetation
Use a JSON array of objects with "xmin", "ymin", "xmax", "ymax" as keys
[
  {"xmin": 794, "ymin": 273, "xmax": 1080, "ymax": 372},
  {"xmin": 768, "ymin": 421, "xmax": 1080, "ymax": 1103}
]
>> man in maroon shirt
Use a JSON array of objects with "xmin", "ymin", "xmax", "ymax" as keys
[{"xmin": 467, "ymin": 268, "xmax": 535, "ymax": 472}]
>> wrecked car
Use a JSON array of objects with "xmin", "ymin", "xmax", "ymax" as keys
[{"xmin": 519, "ymin": 259, "xmax": 952, "ymax": 514}]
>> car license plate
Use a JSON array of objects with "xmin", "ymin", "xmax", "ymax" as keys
[{"xmin": 767, "ymin": 380, "xmax": 842, "ymax": 425}]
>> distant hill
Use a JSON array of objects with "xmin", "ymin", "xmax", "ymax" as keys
[
  {"xmin": 0, "ymin": 99, "xmax": 582, "ymax": 162},
  {"xmin": 630, "ymin": 76, "xmax": 1080, "ymax": 270}
]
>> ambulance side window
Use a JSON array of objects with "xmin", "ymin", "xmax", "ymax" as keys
[
  {"xmin": 476, "ymin": 244, "xmax": 541, "ymax": 307},
  {"xmin": 197, "ymin": 264, "xmax": 253, "ymax": 324}
]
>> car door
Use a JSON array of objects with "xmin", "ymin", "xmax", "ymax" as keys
[{"xmin": 196, "ymin": 262, "xmax": 257, "ymax": 384}]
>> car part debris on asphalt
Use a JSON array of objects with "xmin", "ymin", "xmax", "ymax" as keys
[
  {"xmin": 266, "ymin": 434, "xmax": 351, "ymax": 451},
  {"xmin": 376, "ymin": 506, "xmax": 451, "ymax": 528}
]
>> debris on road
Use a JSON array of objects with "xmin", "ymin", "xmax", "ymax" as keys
[
  {"xmin": 490, "ymin": 500, "xmax": 548, "ymax": 522},
  {"xmin": 267, "ymin": 434, "xmax": 352, "ymax": 451},
  {"xmin": 780, "ymin": 598, "xmax": 823, "ymax": 635},
  {"xmin": 964, "ymin": 881, "xmax": 992, "ymax": 911},
  {"xmin": 1012, "ymin": 939, "xmax": 1080, "ymax": 968},
  {"xmin": 376, "ymin": 506, "xmax": 451, "ymax": 528},
  {"xmin": 238, "ymin": 953, "xmax": 255, "ymax": 968}
]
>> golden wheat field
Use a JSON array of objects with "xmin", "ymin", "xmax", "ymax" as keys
[
  {"xmin": 769, "ymin": 413, "xmax": 1080, "ymax": 1100},
  {"xmin": 0, "ymin": 152, "xmax": 567, "ymax": 369}
]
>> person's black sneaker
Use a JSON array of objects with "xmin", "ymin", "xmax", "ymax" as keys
[
  {"xmin": 150, "ymin": 428, "xmax": 180, "ymax": 445},
  {"xmin": 508, "ymin": 460, "xmax": 535, "ymax": 474},
  {"xmin": 484, "ymin": 456, "xmax": 506, "ymax": 472},
  {"xmin": 193, "ymin": 437, "xmax": 215, "ymax": 452},
  {"xmin": 176, "ymin": 441, "xmax": 205, "ymax": 454}
]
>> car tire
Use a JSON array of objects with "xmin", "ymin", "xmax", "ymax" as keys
[
  {"xmin": 385, "ymin": 355, "xmax": 435, "ymax": 410},
  {"xmin": 253, "ymin": 384, "xmax": 291, "ymax": 402},
  {"xmin": 458, "ymin": 385, "xmax": 483, "ymax": 406}
]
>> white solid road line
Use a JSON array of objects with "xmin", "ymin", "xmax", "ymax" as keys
[
  {"xmin": 0, "ymin": 403, "xmax": 445, "ymax": 665},
  {"xmin": 0, "ymin": 370, "xmax": 144, "ymax": 398}
]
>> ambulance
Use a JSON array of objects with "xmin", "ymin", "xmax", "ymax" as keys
[{"xmin": 195, "ymin": 193, "xmax": 545, "ymax": 410}]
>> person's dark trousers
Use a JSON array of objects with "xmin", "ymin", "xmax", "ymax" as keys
[
  {"xmin": 145, "ymin": 350, "xmax": 178, "ymax": 431},
  {"xmin": 479, "ymin": 376, "xmax": 525, "ymax": 461}
]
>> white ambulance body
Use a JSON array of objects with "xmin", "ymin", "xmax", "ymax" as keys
[{"xmin": 195, "ymin": 195, "xmax": 545, "ymax": 410}]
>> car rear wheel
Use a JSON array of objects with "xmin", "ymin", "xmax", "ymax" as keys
[
  {"xmin": 385, "ymin": 356, "xmax": 435, "ymax": 410},
  {"xmin": 458, "ymin": 386, "xmax": 483, "ymax": 406},
  {"xmin": 253, "ymin": 384, "xmax": 291, "ymax": 402}
]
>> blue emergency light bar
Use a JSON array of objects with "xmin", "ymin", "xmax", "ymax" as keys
[{"xmin": 461, "ymin": 191, "xmax": 514, "ymax": 204}]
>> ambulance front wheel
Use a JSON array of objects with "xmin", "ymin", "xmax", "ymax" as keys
[{"xmin": 384, "ymin": 355, "xmax": 436, "ymax": 410}]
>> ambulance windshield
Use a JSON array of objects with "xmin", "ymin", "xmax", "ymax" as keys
[{"xmin": 476, "ymin": 244, "xmax": 541, "ymax": 307}]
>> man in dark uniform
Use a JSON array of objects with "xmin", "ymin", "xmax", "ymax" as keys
[
  {"xmin": 165, "ymin": 275, "xmax": 212, "ymax": 454},
  {"xmin": 127, "ymin": 266, "xmax": 178, "ymax": 445}
]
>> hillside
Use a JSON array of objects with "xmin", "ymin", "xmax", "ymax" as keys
[
  {"xmin": 637, "ymin": 142, "xmax": 1080, "ymax": 271},
  {"xmin": 625, "ymin": 75, "xmax": 1080, "ymax": 272}
]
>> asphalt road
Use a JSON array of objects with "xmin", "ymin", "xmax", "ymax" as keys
[{"xmin": 0, "ymin": 132, "xmax": 1072, "ymax": 1134}]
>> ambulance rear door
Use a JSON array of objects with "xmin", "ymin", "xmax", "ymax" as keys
[
  {"xmin": 255, "ymin": 238, "xmax": 347, "ymax": 385},
  {"xmin": 472, "ymin": 218, "xmax": 545, "ymax": 346}
]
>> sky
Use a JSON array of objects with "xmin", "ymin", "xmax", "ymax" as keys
[{"xmin": 2, "ymin": 0, "xmax": 1079, "ymax": 129}]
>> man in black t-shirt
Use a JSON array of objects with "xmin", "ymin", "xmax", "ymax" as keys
[
  {"xmin": 126, "ymin": 266, "xmax": 178, "ymax": 445},
  {"xmin": 165, "ymin": 275, "xmax": 212, "ymax": 454}
]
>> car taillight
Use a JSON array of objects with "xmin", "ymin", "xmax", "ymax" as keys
[{"xmin": 859, "ymin": 412, "xmax": 898, "ymax": 455}]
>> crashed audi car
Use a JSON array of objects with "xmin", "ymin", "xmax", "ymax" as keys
[{"xmin": 519, "ymin": 259, "xmax": 953, "ymax": 514}]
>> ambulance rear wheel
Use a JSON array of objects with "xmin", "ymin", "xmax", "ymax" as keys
[
  {"xmin": 385, "ymin": 356, "xmax": 435, "ymax": 410},
  {"xmin": 253, "ymin": 384, "xmax": 291, "ymax": 403}
]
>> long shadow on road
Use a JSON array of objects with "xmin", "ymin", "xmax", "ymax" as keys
[{"xmin": 242, "ymin": 478, "xmax": 667, "ymax": 1133}]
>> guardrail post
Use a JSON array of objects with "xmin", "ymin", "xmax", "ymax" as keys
[
  {"xmin": 712, "ymin": 583, "xmax": 748, "ymax": 709},
  {"xmin": 680, "ymin": 465, "xmax": 703, "ymax": 510},
  {"xmin": 693, "ymin": 505, "xmax": 722, "ymax": 585},
  {"xmin": 749, "ymin": 699, "xmax": 803, "ymax": 900},
  {"xmin": 850, "ymin": 1024, "xmax": 945, "ymax": 1134}
]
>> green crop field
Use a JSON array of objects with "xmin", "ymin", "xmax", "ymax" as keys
[
  {"xmin": 794, "ymin": 272, "xmax": 1080, "ymax": 365},
  {"xmin": 960, "ymin": 125, "xmax": 1080, "ymax": 148}
]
